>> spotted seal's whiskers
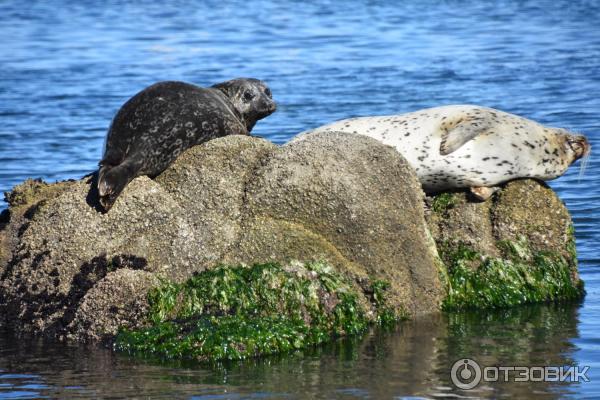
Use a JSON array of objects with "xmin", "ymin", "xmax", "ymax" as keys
[{"xmin": 578, "ymin": 144, "xmax": 591, "ymax": 182}]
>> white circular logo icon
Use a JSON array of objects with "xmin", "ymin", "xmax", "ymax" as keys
[{"xmin": 451, "ymin": 358, "xmax": 482, "ymax": 390}]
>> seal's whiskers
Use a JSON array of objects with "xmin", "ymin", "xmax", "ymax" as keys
[{"xmin": 578, "ymin": 145, "xmax": 591, "ymax": 182}]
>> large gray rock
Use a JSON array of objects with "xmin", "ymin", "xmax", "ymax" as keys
[
  {"xmin": 235, "ymin": 134, "xmax": 443, "ymax": 315},
  {"xmin": 0, "ymin": 133, "xmax": 445, "ymax": 341}
]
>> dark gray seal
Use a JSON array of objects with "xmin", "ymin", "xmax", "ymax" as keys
[{"xmin": 98, "ymin": 78, "xmax": 276, "ymax": 210}]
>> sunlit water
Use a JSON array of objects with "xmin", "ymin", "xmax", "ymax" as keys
[{"xmin": 1, "ymin": 1, "xmax": 599, "ymax": 398}]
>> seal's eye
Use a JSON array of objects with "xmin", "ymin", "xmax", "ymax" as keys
[
  {"xmin": 264, "ymin": 88, "xmax": 272, "ymax": 98},
  {"xmin": 243, "ymin": 91, "xmax": 254, "ymax": 102}
]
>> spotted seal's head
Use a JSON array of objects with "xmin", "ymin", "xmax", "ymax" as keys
[
  {"xmin": 212, "ymin": 78, "xmax": 276, "ymax": 131},
  {"xmin": 563, "ymin": 132, "xmax": 591, "ymax": 162},
  {"xmin": 538, "ymin": 128, "xmax": 591, "ymax": 179}
]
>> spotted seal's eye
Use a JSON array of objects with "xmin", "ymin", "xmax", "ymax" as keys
[
  {"xmin": 264, "ymin": 88, "xmax": 272, "ymax": 98},
  {"xmin": 243, "ymin": 91, "xmax": 254, "ymax": 102}
]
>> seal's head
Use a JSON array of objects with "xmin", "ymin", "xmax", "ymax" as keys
[
  {"xmin": 212, "ymin": 78, "xmax": 276, "ymax": 131},
  {"xmin": 538, "ymin": 128, "xmax": 591, "ymax": 179},
  {"xmin": 564, "ymin": 132, "xmax": 591, "ymax": 162}
]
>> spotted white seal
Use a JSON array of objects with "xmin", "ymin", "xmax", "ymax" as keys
[
  {"xmin": 98, "ymin": 78, "xmax": 276, "ymax": 211},
  {"xmin": 296, "ymin": 105, "xmax": 590, "ymax": 200}
]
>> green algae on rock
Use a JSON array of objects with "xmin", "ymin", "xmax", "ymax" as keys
[
  {"xmin": 430, "ymin": 192, "xmax": 458, "ymax": 214},
  {"xmin": 426, "ymin": 179, "xmax": 584, "ymax": 310},
  {"xmin": 441, "ymin": 239, "xmax": 584, "ymax": 310},
  {"xmin": 115, "ymin": 262, "xmax": 403, "ymax": 362}
]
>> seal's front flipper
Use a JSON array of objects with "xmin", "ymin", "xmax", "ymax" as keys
[
  {"xmin": 440, "ymin": 114, "xmax": 492, "ymax": 155},
  {"xmin": 470, "ymin": 186, "xmax": 500, "ymax": 201},
  {"xmin": 98, "ymin": 161, "xmax": 137, "ymax": 211}
]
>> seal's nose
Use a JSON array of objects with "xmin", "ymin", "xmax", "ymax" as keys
[{"xmin": 261, "ymin": 98, "xmax": 276, "ymax": 114}]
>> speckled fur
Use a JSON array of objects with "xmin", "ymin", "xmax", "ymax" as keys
[
  {"xmin": 98, "ymin": 78, "xmax": 276, "ymax": 210},
  {"xmin": 298, "ymin": 105, "xmax": 589, "ymax": 194}
]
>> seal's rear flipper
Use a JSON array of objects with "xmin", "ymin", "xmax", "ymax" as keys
[
  {"xmin": 98, "ymin": 162, "xmax": 136, "ymax": 211},
  {"xmin": 470, "ymin": 186, "xmax": 500, "ymax": 201}
]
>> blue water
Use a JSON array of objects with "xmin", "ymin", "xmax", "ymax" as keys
[{"xmin": 0, "ymin": 0, "xmax": 599, "ymax": 398}]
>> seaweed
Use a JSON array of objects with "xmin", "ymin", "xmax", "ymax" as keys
[
  {"xmin": 115, "ymin": 262, "xmax": 400, "ymax": 362},
  {"xmin": 441, "ymin": 239, "xmax": 584, "ymax": 310}
]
